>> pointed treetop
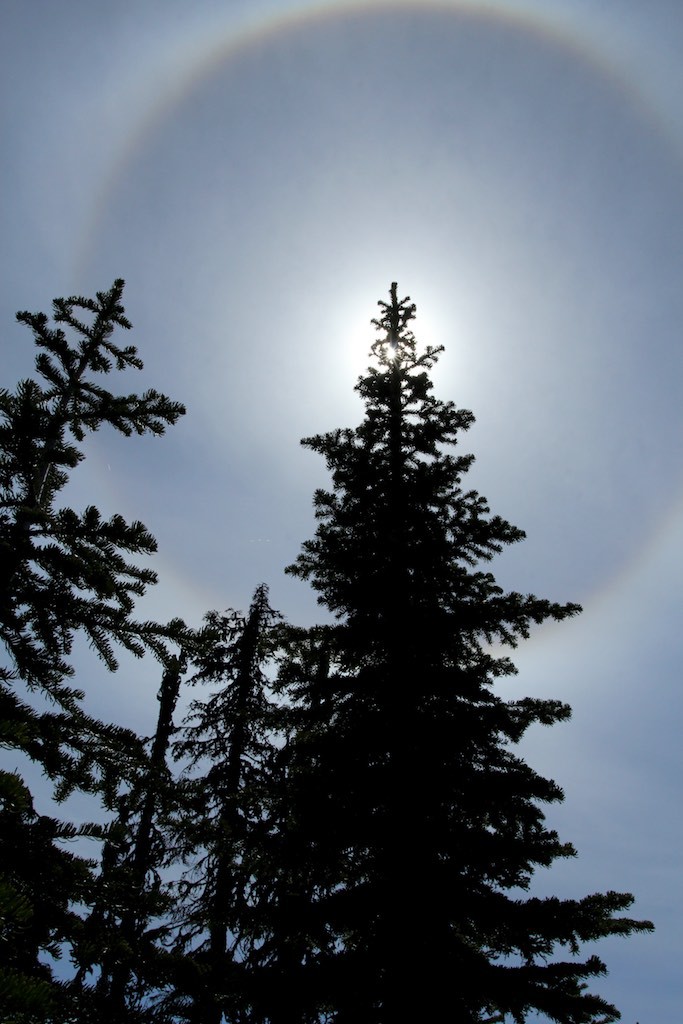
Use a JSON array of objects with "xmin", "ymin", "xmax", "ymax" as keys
[
  {"xmin": 368, "ymin": 282, "xmax": 444, "ymax": 374},
  {"xmin": 371, "ymin": 282, "xmax": 416, "ymax": 358}
]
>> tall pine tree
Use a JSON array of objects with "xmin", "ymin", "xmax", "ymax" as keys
[{"xmin": 273, "ymin": 284, "xmax": 652, "ymax": 1023}]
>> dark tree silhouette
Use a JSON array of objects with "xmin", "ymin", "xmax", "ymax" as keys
[
  {"xmin": 0, "ymin": 770, "xmax": 93, "ymax": 1022},
  {"xmin": 72, "ymin": 657, "xmax": 186, "ymax": 1022},
  {"xmin": 165, "ymin": 585, "xmax": 283, "ymax": 1024},
  {"xmin": 0, "ymin": 281, "xmax": 652, "ymax": 1023},
  {"xmin": 0, "ymin": 281, "xmax": 186, "ymax": 1019},
  {"xmin": 270, "ymin": 284, "xmax": 653, "ymax": 1023},
  {"xmin": 1, "ymin": 279, "xmax": 185, "ymax": 701}
]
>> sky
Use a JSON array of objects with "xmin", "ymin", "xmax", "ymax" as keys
[{"xmin": 2, "ymin": 1, "xmax": 682, "ymax": 1020}]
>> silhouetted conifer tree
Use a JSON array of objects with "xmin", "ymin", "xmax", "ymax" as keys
[
  {"xmin": 272, "ymin": 284, "xmax": 653, "ymax": 1023},
  {"xmin": 1, "ymin": 280, "xmax": 653, "ymax": 1024},
  {"xmin": 250, "ymin": 624, "xmax": 343, "ymax": 1024},
  {"xmin": 0, "ymin": 282, "xmax": 186, "ymax": 1019},
  {"xmin": 0, "ymin": 770, "xmax": 95, "ymax": 1023},
  {"xmin": 164, "ymin": 585, "xmax": 283, "ymax": 1024},
  {"xmin": 1, "ymin": 280, "xmax": 186, "ymax": 784},
  {"xmin": 71, "ymin": 657, "xmax": 186, "ymax": 1022}
]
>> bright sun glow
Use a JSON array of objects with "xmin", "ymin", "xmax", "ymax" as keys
[{"xmin": 329, "ymin": 281, "xmax": 450, "ymax": 387}]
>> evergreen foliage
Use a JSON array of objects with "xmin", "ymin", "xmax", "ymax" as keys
[
  {"xmin": 0, "ymin": 769, "xmax": 94, "ymax": 1024},
  {"xmin": 0, "ymin": 280, "xmax": 653, "ymax": 1023},
  {"xmin": 0, "ymin": 282, "xmax": 186, "ymax": 1020},
  {"xmin": 272, "ymin": 283, "xmax": 653, "ymax": 1023},
  {"xmin": 1, "ymin": 279, "xmax": 185, "ymax": 703},
  {"xmin": 165, "ymin": 586, "xmax": 282, "ymax": 1024},
  {"xmin": 72, "ymin": 658, "xmax": 186, "ymax": 1022}
]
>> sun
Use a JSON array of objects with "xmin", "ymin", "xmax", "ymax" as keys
[{"xmin": 317, "ymin": 277, "xmax": 451, "ymax": 391}]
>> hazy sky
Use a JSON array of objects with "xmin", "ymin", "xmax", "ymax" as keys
[{"xmin": 2, "ymin": 2, "xmax": 682, "ymax": 1020}]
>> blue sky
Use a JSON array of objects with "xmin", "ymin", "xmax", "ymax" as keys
[{"xmin": 2, "ymin": 2, "xmax": 682, "ymax": 1020}]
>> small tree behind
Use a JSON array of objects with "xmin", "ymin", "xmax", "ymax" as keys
[{"xmin": 167, "ymin": 585, "xmax": 283, "ymax": 1024}]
